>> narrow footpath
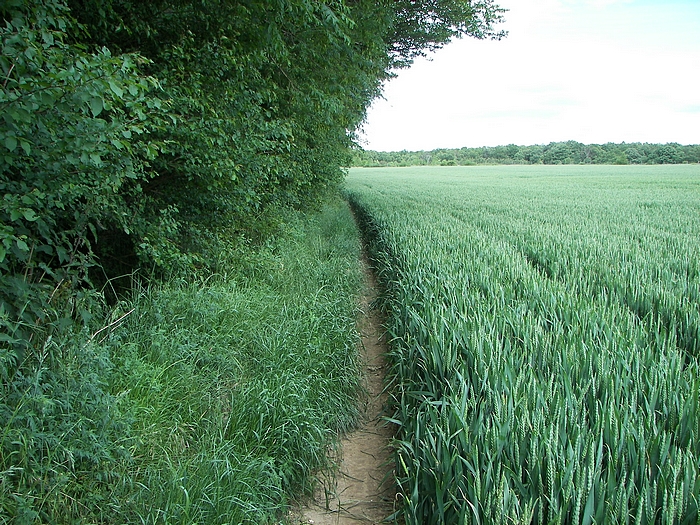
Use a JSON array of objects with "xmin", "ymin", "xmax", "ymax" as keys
[{"xmin": 294, "ymin": 253, "xmax": 398, "ymax": 524}]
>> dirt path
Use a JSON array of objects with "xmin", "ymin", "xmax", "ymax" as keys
[{"xmin": 293, "ymin": 255, "xmax": 398, "ymax": 524}]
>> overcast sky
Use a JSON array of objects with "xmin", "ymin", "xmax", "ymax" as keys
[{"xmin": 359, "ymin": 0, "xmax": 700, "ymax": 151}]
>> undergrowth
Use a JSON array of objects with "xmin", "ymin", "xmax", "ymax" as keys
[{"xmin": 1, "ymin": 196, "xmax": 364, "ymax": 524}]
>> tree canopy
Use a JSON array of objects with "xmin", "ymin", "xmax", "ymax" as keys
[{"xmin": 353, "ymin": 141, "xmax": 700, "ymax": 167}]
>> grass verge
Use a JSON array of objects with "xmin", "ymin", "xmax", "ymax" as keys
[{"xmin": 1, "ymin": 195, "xmax": 364, "ymax": 524}]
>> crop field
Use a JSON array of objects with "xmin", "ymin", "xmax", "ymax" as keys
[{"xmin": 345, "ymin": 165, "xmax": 700, "ymax": 524}]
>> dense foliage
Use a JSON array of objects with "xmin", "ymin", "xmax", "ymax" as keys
[
  {"xmin": 347, "ymin": 165, "xmax": 700, "ymax": 524},
  {"xmin": 1, "ymin": 0, "xmax": 506, "ymax": 348},
  {"xmin": 1, "ymin": 0, "xmax": 506, "ymax": 522},
  {"xmin": 354, "ymin": 141, "xmax": 700, "ymax": 166}
]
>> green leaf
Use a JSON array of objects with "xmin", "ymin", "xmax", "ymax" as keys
[
  {"xmin": 22, "ymin": 209, "xmax": 38, "ymax": 221},
  {"xmin": 56, "ymin": 245, "xmax": 68, "ymax": 263},
  {"xmin": 109, "ymin": 79, "xmax": 124, "ymax": 98},
  {"xmin": 4, "ymin": 136, "xmax": 17, "ymax": 152},
  {"xmin": 581, "ymin": 483, "xmax": 595, "ymax": 525},
  {"xmin": 0, "ymin": 332, "xmax": 19, "ymax": 344},
  {"xmin": 19, "ymin": 139, "xmax": 31, "ymax": 155},
  {"xmin": 41, "ymin": 31, "xmax": 55, "ymax": 46},
  {"xmin": 16, "ymin": 238, "xmax": 29, "ymax": 252},
  {"xmin": 89, "ymin": 96, "xmax": 103, "ymax": 117}
]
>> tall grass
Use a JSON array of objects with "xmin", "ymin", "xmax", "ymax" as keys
[
  {"xmin": 1, "ymin": 196, "xmax": 363, "ymax": 523},
  {"xmin": 347, "ymin": 165, "xmax": 700, "ymax": 524}
]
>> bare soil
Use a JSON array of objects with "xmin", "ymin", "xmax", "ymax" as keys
[{"xmin": 292, "ymin": 255, "xmax": 398, "ymax": 524}]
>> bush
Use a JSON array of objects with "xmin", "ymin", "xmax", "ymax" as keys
[{"xmin": 1, "ymin": 0, "xmax": 161, "ymax": 363}]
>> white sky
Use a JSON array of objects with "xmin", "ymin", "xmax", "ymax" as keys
[{"xmin": 359, "ymin": 0, "xmax": 700, "ymax": 151}]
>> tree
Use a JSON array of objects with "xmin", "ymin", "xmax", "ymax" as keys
[
  {"xmin": 543, "ymin": 141, "xmax": 584, "ymax": 164},
  {"xmin": 387, "ymin": 0, "xmax": 507, "ymax": 67},
  {"xmin": 656, "ymin": 143, "xmax": 682, "ymax": 164}
]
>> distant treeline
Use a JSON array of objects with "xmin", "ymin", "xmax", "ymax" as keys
[{"xmin": 353, "ymin": 141, "xmax": 700, "ymax": 167}]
